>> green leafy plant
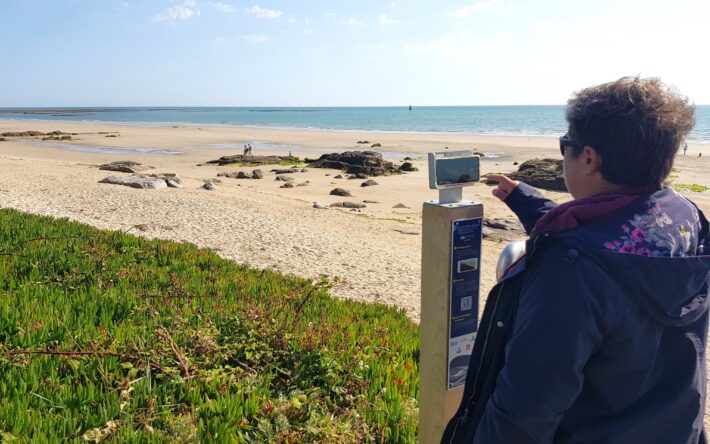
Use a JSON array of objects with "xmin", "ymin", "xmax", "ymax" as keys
[
  {"xmin": 0, "ymin": 209, "xmax": 419, "ymax": 442},
  {"xmin": 673, "ymin": 183, "xmax": 709, "ymax": 192}
]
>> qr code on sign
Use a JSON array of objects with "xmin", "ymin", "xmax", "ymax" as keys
[{"xmin": 461, "ymin": 296, "xmax": 473, "ymax": 311}]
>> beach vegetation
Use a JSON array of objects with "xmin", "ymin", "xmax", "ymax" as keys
[
  {"xmin": 673, "ymin": 183, "xmax": 709, "ymax": 192},
  {"xmin": 0, "ymin": 208, "xmax": 419, "ymax": 442}
]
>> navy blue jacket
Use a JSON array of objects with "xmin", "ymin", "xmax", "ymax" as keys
[{"xmin": 442, "ymin": 184, "xmax": 710, "ymax": 443}]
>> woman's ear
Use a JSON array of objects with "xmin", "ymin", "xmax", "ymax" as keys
[{"xmin": 583, "ymin": 145, "xmax": 602, "ymax": 174}]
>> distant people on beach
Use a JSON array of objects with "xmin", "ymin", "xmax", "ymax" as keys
[
  {"xmin": 683, "ymin": 141, "xmax": 688, "ymax": 155},
  {"xmin": 243, "ymin": 144, "xmax": 253, "ymax": 156}
]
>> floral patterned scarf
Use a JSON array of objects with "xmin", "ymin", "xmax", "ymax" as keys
[{"xmin": 530, "ymin": 187, "xmax": 701, "ymax": 258}]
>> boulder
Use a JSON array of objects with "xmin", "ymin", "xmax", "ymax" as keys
[
  {"xmin": 507, "ymin": 158, "xmax": 567, "ymax": 192},
  {"xmin": 280, "ymin": 182, "xmax": 294, "ymax": 188},
  {"xmin": 330, "ymin": 188, "xmax": 352, "ymax": 197},
  {"xmin": 371, "ymin": 143, "xmax": 381, "ymax": 148},
  {"xmin": 165, "ymin": 179, "xmax": 182, "ymax": 188},
  {"xmin": 275, "ymin": 175, "xmax": 295, "ymax": 182},
  {"xmin": 99, "ymin": 161, "xmax": 154, "ymax": 173},
  {"xmin": 149, "ymin": 173, "xmax": 180, "ymax": 182},
  {"xmin": 330, "ymin": 201, "xmax": 366, "ymax": 209},
  {"xmin": 99, "ymin": 175, "xmax": 167, "ymax": 189},
  {"xmin": 334, "ymin": 174, "xmax": 343, "ymax": 179},
  {"xmin": 482, "ymin": 217, "xmax": 526, "ymax": 242},
  {"xmin": 399, "ymin": 162, "xmax": 418, "ymax": 172},
  {"xmin": 361, "ymin": 179, "xmax": 378, "ymax": 187},
  {"xmin": 306, "ymin": 151, "xmax": 401, "ymax": 177},
  {"xmin": 252, "ymin": 169, "xmax": 263, "ymax": 179},
  {"xmin": 203, "ymin": 182, "xmax": 216, "ymax": 190},
  {"xmin": 236, "ymin": 171, "xmax": 250, "ymax": 179},
  {"xmin": 271, "ymin": 168, "xmax": 297, "ymax": 174}
]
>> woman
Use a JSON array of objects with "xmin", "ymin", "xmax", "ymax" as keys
[{"xmin": 442, "ymin": 77, "xmax": 710, "ymax": 443}]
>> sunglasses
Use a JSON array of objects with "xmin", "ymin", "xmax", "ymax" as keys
[{"xmin": 559, "ymin": 134, "xmax": 581, "ymax": 156}]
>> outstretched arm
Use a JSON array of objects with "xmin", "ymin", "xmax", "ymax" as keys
[{"xmin": 484, "ymin": 175, "xmax": 558, "ymax": 234}]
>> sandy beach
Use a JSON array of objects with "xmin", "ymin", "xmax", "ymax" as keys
[
  {"xmin": 2, "ymin": 119, "xmax": 710, "ymax": 431},
  {"xmin": 1, "ymin": 120, "xmax": 709, "ymax": 323}
]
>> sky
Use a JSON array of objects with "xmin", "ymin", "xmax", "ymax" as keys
[{"xmin": 1, "ymin": 0, "xmax": 709, "ymax": 106}]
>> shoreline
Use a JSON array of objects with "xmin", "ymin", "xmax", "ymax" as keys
[{"xmin": 3, "ymin": 116, "xmax": 709, "ymax": 144}]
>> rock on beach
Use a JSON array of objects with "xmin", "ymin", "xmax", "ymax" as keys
[
  {"xmin": 99, "ymin": 175, "xmax": 168, "ymax": 189},
  {"xmin": 306, "ymin": 151, "xmax": 401, "ymax": 177}
]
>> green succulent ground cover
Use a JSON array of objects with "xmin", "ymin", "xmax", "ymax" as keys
[
  {"xmin": 673, "ymin": 183, "xmax": 709, "ymax": 193},
  {"xmin": 0, "ymin": 208, "xmax": 419, "ymax": 443}
]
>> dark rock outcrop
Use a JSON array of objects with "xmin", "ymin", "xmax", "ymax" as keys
[
  {"xmin": 306, "ymin": 151, "xmax": 401, "ymax": 177},
  {"xmin": 399, "ymin": 162, "xmax": 418, "ymax": 172},
  {"xmin": 507, "ymin": 158, "xmax": 567, "ymax": 192},
  {"xmin": 1, "ymin": 131, "xmax": 45, "ymax": 137},
  {"xmin": 202, "ymin": 155, "xmax": 299, "ymax": 166},
  {"xmin": 361, "ymin": 179, "xmax": 378, "ymax": 187}
]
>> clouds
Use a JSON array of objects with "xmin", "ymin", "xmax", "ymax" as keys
[
  {"xmin": 449, "ymin": 0, "xmax": 500, "ymax": 18},
  {"xmin": 343, "ymin": 17, "xmax": 365, "ymax": 27},
  {"xmin": 244, "ymin": 5, "xmax": 283, "ymax": 19},
  {"xmin": 379, "ymin": 13, "xmax": 395, "ymax": 25},
  {"xmin": 241, "ymin": 34, "xmax": 270, "ymax": 43},
  {"xmin": 153, "ymin": 0, "xmax": 200, "ymax": 23},
  {"xmin": 211, "ymin": 2, "xmax": 236, "ymax": 13}
]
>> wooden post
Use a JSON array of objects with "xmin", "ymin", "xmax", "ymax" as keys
[{"xmin": 420, "ymin": 200, "xmax": 483, "ymax": 444}]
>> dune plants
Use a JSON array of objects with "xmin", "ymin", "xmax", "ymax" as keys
[{"xmin": 0, "ymin": 208, "xmax": 419, "ymax": 443}]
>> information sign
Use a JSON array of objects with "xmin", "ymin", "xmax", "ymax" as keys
[{"xmin": 447, "ymin": 217, "xmax": 482, "ymax": 389}]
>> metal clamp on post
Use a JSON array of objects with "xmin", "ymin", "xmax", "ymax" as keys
[{"xmin": 420, "ymin": 151, "xmax": 483, "ymax": 443}]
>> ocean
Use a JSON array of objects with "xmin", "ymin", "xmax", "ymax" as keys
[{"xmin": 1, "ymin": 105, "xmax": 709, "ymax": 143}]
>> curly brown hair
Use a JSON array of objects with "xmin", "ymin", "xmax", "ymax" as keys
[{"xmin": 565, "ymin": 76, "xmax": 695, "ymax": 188}]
